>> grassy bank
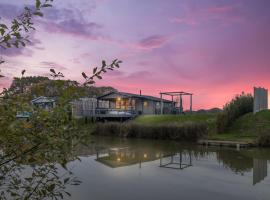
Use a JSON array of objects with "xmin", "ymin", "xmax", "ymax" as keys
[
  {"xmin": 209, "ymin": 110, "xmax": 270, "ymax": 145},
  {"xmin": 92, "ymin": 114, "xmax": 215, "ymax": 141},
  {"xmin": 135, "ymin": 114, "xmax": 217, "ymax": 135},
  {"xmin": 80, "ymin": 110, "xmax": 270, "ymax": 145},
  {"xmin": 134, "ymin": 113, "xmax": 216, "ymax": 125}
]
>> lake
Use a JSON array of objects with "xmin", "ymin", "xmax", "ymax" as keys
[{"xmin": 63, "ymin": 137, "xmax": 270, "ymax": 200}]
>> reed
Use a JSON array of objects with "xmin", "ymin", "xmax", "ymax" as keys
[{"xmin": 93, "ymin": 122, "xmax": 207, "ymax": 142}]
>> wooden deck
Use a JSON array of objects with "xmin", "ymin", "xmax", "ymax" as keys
[
  {"xmin": 198, "ymin": 140, "xmax": 254, "ymax": 148},
  {"xmin": 82, "ymin": 108, "xmax": 137, "ymax": 119}
]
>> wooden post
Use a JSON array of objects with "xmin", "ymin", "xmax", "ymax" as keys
[
  {"xmin": 171, "ymin": 95, "xmax": 174, "ymax": 114},
  {"xmin": 179, "ymin": 95, "xmax": 183, "ymax": 113},
  {"xmin": 190, "ymin": 94, "xmax": 193, "ymax": 112},
  {"xmin": 160, "ymin": 93, "xmax": 163, "ymax": 115}
]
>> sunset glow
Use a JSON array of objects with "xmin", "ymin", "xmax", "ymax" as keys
[{"xmin": 1, "ymin": 0, "xmax": 270, "ymax": 109}]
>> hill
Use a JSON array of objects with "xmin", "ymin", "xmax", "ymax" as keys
[{"xmin": 210, "ymin": 110, "xmax": 270, "ymax": 144}]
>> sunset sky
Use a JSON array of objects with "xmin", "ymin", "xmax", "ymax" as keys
[{"xmin": 0, "ymin": 0, "xmax": 270, "ymax": 109}]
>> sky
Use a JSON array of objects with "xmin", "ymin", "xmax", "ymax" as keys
[{"xmin": 0, "ymin": 0, "xmax": 270, "ymax": 110}]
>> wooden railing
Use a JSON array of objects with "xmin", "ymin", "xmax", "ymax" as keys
[{"xmin": 82, "ymin": 108, "xmax": 137, "ymax": 118}]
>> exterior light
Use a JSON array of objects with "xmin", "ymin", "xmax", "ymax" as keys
[
  {"xmin": 143, "ymin": 154, "xmax": 147, "ymax": 158},
  {"xmin": 117, "ymin": 158, "xmax": 121, "ymax": 162},
  {"xmin": 117, "ymin": 97, "xmax": 121, "ymax": 101}
]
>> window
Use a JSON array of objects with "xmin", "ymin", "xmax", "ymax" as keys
[{"xmin": 143, "ymin": 101, "xmax": 148, "ymax": 107}]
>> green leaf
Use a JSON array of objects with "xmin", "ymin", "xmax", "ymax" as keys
[
  {"xmin": 0, "ymin": 24, "xmax": 8, "ymax": 29},
  {"xmin": 48, "ymin": 184, "xmax": 55, "ymax": 192},
  {"xmin": 33, "ymin": 11, "xmax": 44, "ymax": 17},
  {"xmin": 82, "ymin": 72, "xmax": 88, "ymax": 79},
  {"xmin": 50, "ymin": 69, "xmax": 56, "ymax": 74},
  {"xmin": 86, "ymin": 80, "xmax": 95, "ymax": 85},
  {"xmin": 93, "ymin": 67, "xmax": 98, "ymax": 74},
  {"xmin": 64, "ymin": 177, "xmax": 70, "ymax": 184},
  {"xmin": 36, "ymin": 0, "xmax": 41, "ymax": 8},
  {"xmin": 41, "ymin": 4, "xmax": 52, "ymax": 8},
  {"xmin": 0, "ymin": 28, "xmax": 5, "ymax": 36},
  {"xmin": 102, "ymin": 60, "xmax": 106, "ymax": 68}
]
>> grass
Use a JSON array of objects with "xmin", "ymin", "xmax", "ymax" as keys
[
  {"xmin": 134, "ymin": 113, "xmax": 217, "ymax": 125},
  {"xmin": 134, "ymin": 113, "xmax": 217, "ymax": 135},
  {"xmin": 209, "ymin": 110, "xmax": 270, "ymax": 144}
]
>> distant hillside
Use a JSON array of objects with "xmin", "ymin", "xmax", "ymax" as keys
[
  {"xmin": 7, "ymin": 76, "xmax": 116, "ymax": 101},
  {"xmin": 195, "ymin": 108, "xmax": 222, "ymax": 114}
]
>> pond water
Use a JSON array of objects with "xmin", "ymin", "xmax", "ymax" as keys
[{"xmin": 64, "ymin": 137, "xmax": 270, "ymax": 200}]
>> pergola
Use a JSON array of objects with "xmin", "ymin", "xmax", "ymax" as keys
[{"xmin": 160, "ymin": 91, "xmax": 193, "ymax": 114}]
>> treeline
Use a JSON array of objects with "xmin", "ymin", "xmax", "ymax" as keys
[{"xmin": 4, "ymin": 76, "xmax": 116, "ymax": 102}]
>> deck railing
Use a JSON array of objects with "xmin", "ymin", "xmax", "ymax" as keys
[{"xmin": 82, "ymin": 108, "xmax": 137, "ymax": 118}]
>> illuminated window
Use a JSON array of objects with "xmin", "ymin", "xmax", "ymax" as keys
[
  {"xmin": 144, "ymin": 101, "xmax": 148, "ymax": 107},
  {"xmin": 116, "ymin": 97, "xmax": 121, "ymax": 109}
]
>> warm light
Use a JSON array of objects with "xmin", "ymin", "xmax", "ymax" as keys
[
  {"xmin": 143, "ymin": 154, "xmax": 147, "ymax": 158},
  {"xmin": 117, "ymin": 97, "xmax": 121, "ymax": 101},
  {"xmin": 117, "ymin": 158, "xmax": 121, "ymax": 162},
  {"xmin": 143, "ymin": 101, "xmax": 148, "ymax": 107}
]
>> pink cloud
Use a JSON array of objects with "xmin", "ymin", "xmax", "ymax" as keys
[{"xmin": 170, "ymin": 5, "xmax": 241, "ymax": 26}]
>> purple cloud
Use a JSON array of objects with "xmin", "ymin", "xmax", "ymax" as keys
[
  {"xmin": 0, "ymin": 37, "xmax": 43, "ymax": 58},
  {"xmin": 170, "ymin": 5, "xmax": 242, "ymax": 26},
  {"xmin": 136, "ymin": 35, "xmax": 170, "ymax": 50},
  {"xmin": 40, "ymin": 61, "xmax": 67, "ymax": 71}
]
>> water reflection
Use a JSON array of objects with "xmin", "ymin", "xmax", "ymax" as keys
[
  {"xmin": 159, "ymin": 151, "xmax": 192, "ymax": 170},
  {"xmin": 253, "ymin": 159, "xmax": 267, "ymax": 185},
  {"xmin": 88, "ymin": 137, "xmax": 270, "ymax": 186},
  {"xmin": 95, "ymin": 146, "xmax": 163, "ymax": 168},
  {"xmin": 1, "ymin": 137, "xmax": 270, "ymax": 200}
]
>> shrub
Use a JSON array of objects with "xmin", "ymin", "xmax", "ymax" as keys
[
  {"xmin": 257, "ymin": 127, "xmax": 270, "ymax": 147},
  {"xmin": 217, "ymin": 93, "xmax": 253, "ymax": 133},
  {"xmin": 93, "ymin": 122, "xmax": 207, "ymax": 142}
]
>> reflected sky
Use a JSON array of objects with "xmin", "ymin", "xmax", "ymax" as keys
[{"xmin": 64, "ymin": 137, "xmax": 270, "ymax": 200}]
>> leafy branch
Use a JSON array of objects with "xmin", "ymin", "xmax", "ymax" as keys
[
  {"xmin": 50, "ymin": 69, "xmax": 64, "ymax": 79},
  {"xmin": 82, "ymin": 59, "xmax": 122, "ymax": 86},
  {"xmin": 0, "ymin": 0, "xmax": 54, "ymax": 65}
]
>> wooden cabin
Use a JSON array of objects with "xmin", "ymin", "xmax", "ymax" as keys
[
  {"xmin": 98, "ymin": 91, "xmax": 173, "ymax": 115},
  {"xmin": 31, "ymin": 96, "xmax": 56, "ymax": 110}
]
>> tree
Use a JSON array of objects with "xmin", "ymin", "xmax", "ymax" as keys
[{"xmin": 0, "ymin": 0, "xmax": 54, "ymax": 67}]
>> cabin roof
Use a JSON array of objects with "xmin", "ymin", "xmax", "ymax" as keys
[
  {"xmin": 98, "ymin": 91, "xmax": 172, "ymax": 103},
  {"xmin": 31, "ymin": 96, "xmax": 56, "ymax": 104}
]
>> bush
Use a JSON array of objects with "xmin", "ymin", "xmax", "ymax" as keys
[
  {"xmin": 217, "ymin": 93, "xmax": 253, "ymax": 133},
  {"xmin": 257, "ymin": 127, "xmax": 270, "ymax": 147},
  {"xmin": 93, "ymin": 122, "xmax": 207, "ymax": 142}
]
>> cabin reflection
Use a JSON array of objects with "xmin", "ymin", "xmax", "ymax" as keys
[
  {"xmin": 159, "ymin": 151, "xmax": 192, "ymax": 170},
  {"xmin": 95, "ymin": 147, "xmax": 162, "ymax": 168}
]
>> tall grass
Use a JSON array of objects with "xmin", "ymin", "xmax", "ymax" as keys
[
  {"xmin": 93, "ymin": 122, "xmax": 207, "ymax": 142},
  {"xmin": 217, "ymin": 93, "xmax": 253, "ymax": 133}
]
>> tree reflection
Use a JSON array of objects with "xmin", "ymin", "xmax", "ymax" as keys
[{"xmin": 0, "ymin": 144, "xmax": 81, "ymax": 200}]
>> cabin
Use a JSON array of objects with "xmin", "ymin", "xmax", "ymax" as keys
[
  {"xmin": 71, "ymin": 91, "xmax": 193, "ymax": 120},
  {"xmin": 31, "ymin": 96, "xmax": 56, "ymax": 110},
  {"xmin": 98, "ymin": 91, "xmax": 174, "ymax": 115}
]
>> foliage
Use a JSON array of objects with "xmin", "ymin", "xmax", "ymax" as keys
[
  {"xmin": 50, "ymin": 69, "xmax": 64, "ymax": 79},
  {"xmin": 0, "ymin": 0, "xmax": 53, "ymax": 66},
  {"xmin": 82, "ymin": 59, "xmax": 122, "ymax": 86},
  {"xmin": 216, "ymin": 93, "xmax": 253, "ymax": 133},
  {"xmin": 0, "ymin": 94, "xmax": 87, "ymax": 199},
  {"xmin": 93, "ymin": 122, "xmax": 207, "ymax": 142}
]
